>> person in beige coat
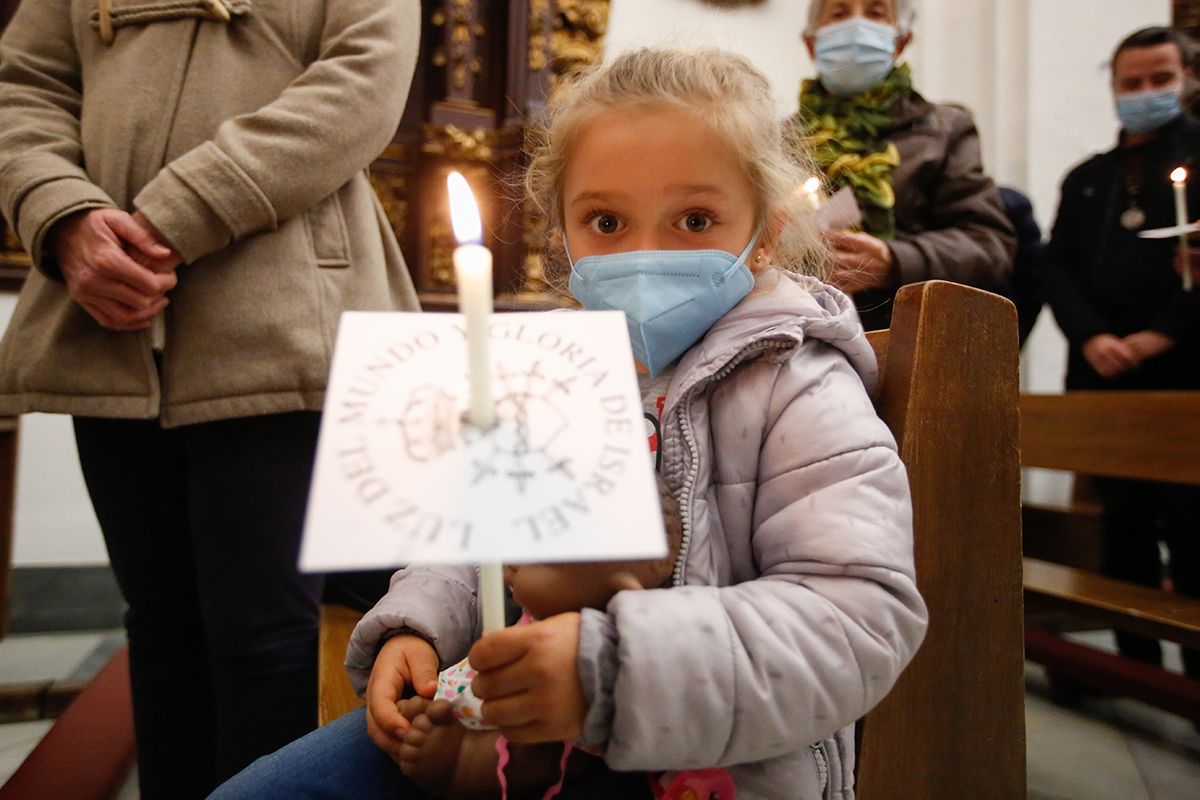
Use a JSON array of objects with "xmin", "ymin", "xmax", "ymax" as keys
[{"xmin": 0, "ymin": 1, "xmax": 421, "ymax": 796}]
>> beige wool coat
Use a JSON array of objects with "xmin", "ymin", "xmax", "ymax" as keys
[{"xmin": 0, "ymin": 0, "xmax": 421, "ymax": 426}]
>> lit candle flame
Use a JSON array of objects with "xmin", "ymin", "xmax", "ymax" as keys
[
  {"xmin": 1172, "ymin": 167, "xmax": 1188, "ymax": 185},
  {"xmin": 802, "ymin": 175, "xmax": 821, "ymax": 195},
  {"xmin": 447, "ymin": 171, "xmax": 483, "ymax": 245}
]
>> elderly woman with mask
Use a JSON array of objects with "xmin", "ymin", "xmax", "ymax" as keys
[{"xmin": 796, "ymin": 0, "xmax": 1015, "ymax": 329}]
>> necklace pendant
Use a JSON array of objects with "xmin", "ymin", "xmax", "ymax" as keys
[{"xmin": 1120, "ymin": 206, "xmax": 1146, "ymax": 231}]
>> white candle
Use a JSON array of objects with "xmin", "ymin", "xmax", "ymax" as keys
[
  {"xmin": 801, "ymin": 175, "xmax": 823, "ymax": 212},
  {"xmin": 447, "ymin": 171, "xmax": 505, "ymax": 634},
  {"xmin": 454, "ymin": 246, "xmax": 496, "ymax": 428},
  {"xmin": 1171, "ymin": 167, "xmax": 1193, "ymax": 291},
  {"xmin": 448, "ymin": 172, "xmax": 496, "ymax": 427},
  {"xmin": 478, "ymin": 563, "xmax": 506, "ymax": 634}
]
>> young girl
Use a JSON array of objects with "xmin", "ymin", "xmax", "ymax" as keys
[{"xmin": 211, "ymin": 46, "xmax": 927, "ymax": 800}]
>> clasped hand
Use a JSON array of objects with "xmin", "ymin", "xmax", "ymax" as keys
[
  {"xmin": 53, "ymin": 208, "xmax": 181, "ymax": 331},
  {"xmin": 365, "ymin": 613, "xmax": 587, "ymax": 761},
  {"xmin": 1082, "ymin": 331, "xmax": 1175, "ymax": 379}
]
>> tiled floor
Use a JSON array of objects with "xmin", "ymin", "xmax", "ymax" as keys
[{"xmin": 0, "ymin": 629, "xmax": 1197, "ymax": 798}]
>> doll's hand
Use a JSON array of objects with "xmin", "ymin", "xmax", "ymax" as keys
[
  {"xmin": 366, "ymin": 634, "xmax": 440, "ymax": 759},
  {"xmin": 469, "ymin": 612, "xmax": 587, "ymax": 744}
]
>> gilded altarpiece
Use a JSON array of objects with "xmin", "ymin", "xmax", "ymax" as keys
[
  {"xmin": 0, "ymin": 0, "xmax": 611, "ymax": 305},
  {"xmin": 395, "ymin": 0, "xmax": 609, "ymax": 310}
]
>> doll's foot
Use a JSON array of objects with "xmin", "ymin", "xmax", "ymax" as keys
[{"xmin": 397, "ymin": 696, "xmax": 501, "ymax": 799}]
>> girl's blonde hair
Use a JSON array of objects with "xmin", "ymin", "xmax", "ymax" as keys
[{"xmin": 525, "ymin": 47, "xmax": 828, "ymax": 288}]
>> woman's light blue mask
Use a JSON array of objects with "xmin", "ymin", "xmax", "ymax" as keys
[
  {"xmin": 813, "ymin": 17, "xmax": 898, "ymax": 97},
  {"xmin": 567, "ymin": 232, "xmax": 760, "ymax": 377},
  {"xmin": 1115, "ymin": 87, "xmax": 1183, "ymax": 135}
]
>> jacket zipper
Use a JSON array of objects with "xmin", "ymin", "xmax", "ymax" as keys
[
  {"xmin": 811, "ymin": 742, "xmax": 830, "ymax": 797},
  {"xmin": 669, "ymin": 337, "xmax": 795, "ymax": 586}
]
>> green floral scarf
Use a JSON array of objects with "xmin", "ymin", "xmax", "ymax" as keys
[{"xmin": 797, "ymin": 64, "xmax": 913, "ymax": 239}]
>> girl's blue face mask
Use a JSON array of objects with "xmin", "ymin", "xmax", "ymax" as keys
[
  {"xmin": 567, "ymin": 231, "xmax": 760, "ymax": 377},
  {"xmin": 1115, "ymin": 87, "xmax": 1183, "ymax": 135},
  {"xmin": 813, "ymin": 17, "xmax": 898, "ymax": 97}
]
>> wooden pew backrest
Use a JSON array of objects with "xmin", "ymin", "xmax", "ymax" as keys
[
  {"xmin": 1021, "ymin": 392, "xmax": 1200, "ymax": 484},
  {"xmin": 857, "ymin": 281, "xmax": 1025, "ymax": 799}
]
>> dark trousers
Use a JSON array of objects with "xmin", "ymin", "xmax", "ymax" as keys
[
  {"xmin": 1094, "ymin": 476, "xmax": 1200, "ymax": 679},
  {"xmin": 73, "ymin": 412, "xmax": 325, "ymax": 800}
]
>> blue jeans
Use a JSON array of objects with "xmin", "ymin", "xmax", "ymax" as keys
[
  {"xmin": 210, "ymin": 707, "xmax": 655, "ymax": 799},
  {"xmin": 208, "ymin": 707, "xmax": 429, "ymax": 800}
]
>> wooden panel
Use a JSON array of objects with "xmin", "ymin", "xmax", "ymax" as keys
[
  {"xmin": 1020, "ymin": 392, "xmax": 1200, "ymax": 484},
  {"xmin": 318, "ymin": 604, "xmax": 365, "ymax": 726},
  {"xmin": 0, "ymin": 419, "xmax": 16, "ymax": 640},
  {"xmin": 1025, "ymin": 628, "xmax": 1200, "ymax": 722},
  {"xmin": 865, "ymin": 329, "xmax": 886, "ymax": 384},
  {"xmin": 857, "ymin": 282, "xmax": 1025, "ymax": 799},
  {"xmin": 1021, "ymin": 503, "xmax": 1103, "ymax": 571},
  {"xmin": 0, "ymin": 648, "xmax": 134, "ymax": 800},
  {"xmin": 1024, "ymin": 557, "xmax": 1200, "ymax": 650}
]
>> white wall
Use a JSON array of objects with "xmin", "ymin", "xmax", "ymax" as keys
[
  {"xmin": 0, "ymin": 295, "xmax": 107, "ymax": 566},
  {"xmin": 606, "ymin": 0, "xmax": 813, "ymax": 117}
]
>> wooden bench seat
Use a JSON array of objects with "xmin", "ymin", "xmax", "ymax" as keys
[
  {"xmin": 319, "ymin": 603, "xmax": 365, "ymax": 727},
  {"xmin": 1024, "ymin": 557, "xmax": 1200, "ymax": 651}
]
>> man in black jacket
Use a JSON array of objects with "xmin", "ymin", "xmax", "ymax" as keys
[{"xmin": 1045, "ymin": 26, "xmax": 1200, "ymax": 679}]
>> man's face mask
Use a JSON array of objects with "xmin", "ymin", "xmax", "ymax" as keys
[
  {"xmin": 813, "ymin": 17, "xmax": 898, "ymax": 97},
  {"xmin": 1115, "ymin": 86, "xmax": 1184, "ymax": 135},
  {"xmin": 567, "ymin": 232, "xmax": 760, "ymax": 377}
]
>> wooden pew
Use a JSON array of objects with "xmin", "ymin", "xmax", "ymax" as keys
[
  {"xmin": 1020, "ymin": 390, "xmax": 1200, "ymax": 721},
  {"xmin": 857, "ymin": 281, "xmax": 1025, "ymax": 799},
  {"xmin": 319, "ymin": 603, "xmax": 364, "ymax": 726},
  {"xmin": 318, "ymin": 281, "xmax": 1029, "ymax": 797}
]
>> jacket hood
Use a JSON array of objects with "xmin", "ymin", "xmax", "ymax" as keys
[{"xmin": 671, "ymin": 269, "xmax": 878, "ymax": 401}]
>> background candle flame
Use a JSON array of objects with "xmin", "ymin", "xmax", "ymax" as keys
[
  {"xmin": 447, "ymin": 171, "xmax": 483, "ymax": 245},
  {"xmin": 801, "ymin": 175, "xmax": 821, "ymax": 194},
  {"xmin": 1172, "ymin": 167, "xmax": 1188, "ymax": 184}
]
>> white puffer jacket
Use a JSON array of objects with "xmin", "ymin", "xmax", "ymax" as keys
[{"xmin": 347, "ymin": 271, "xmax": 928, "ymax": 800}]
